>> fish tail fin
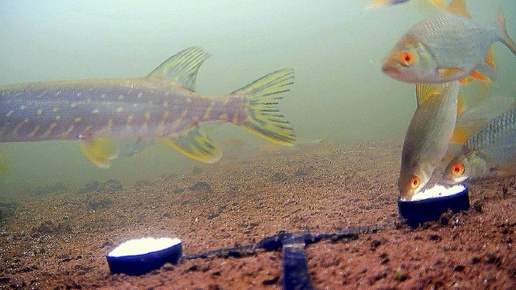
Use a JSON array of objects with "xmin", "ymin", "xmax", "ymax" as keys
[
  {"xmin": 231, "ymin": 69, "xmax": 296, "ymax": 146},
  {"xmin": 497, "ymin": 10, "xmax": 516, "ymax": 56}
]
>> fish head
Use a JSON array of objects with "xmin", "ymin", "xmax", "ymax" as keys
[
  {"xmin": 443, "ymin": 150, "xmax": 489, "ymax": 184},
  {"xmin": 443, "ymin": 149, "xmax": 489, "ymax": 184},
  {"xmin": 382, "ymin": 36, "xmax": 438, "ymax": 83},
  {"xmin": 443, "ymin": 154, "xmax": 470, "ymax": 184},
  {"xmin": 398, "ymin": 165, "xmax": 431, "ymax": 200}
]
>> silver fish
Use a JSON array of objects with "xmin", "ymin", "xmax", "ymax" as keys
[
  {"xmin": 382, "ymin": 0, "xmax": 516, "ymax": 84},
  {"xmin": 398, "ymin": 81, "xmax": 460, "ymax": 200},
  {"xmin": 443, "ymin": 106, "xmax": 516, "ymax": 184},
  {"xmin": 0, "ymin": 47, "xmax": 296, "ymax": 168}
]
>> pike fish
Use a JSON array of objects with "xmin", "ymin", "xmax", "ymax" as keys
[
  {"xmin": 398, "ymin": 81, "xmax": 460, "ymax": 200},
  {"xmin": 382, "ymin": 0, "xmax": 516, "ymax": 84},
  {"xmin": 443, "ymin": 106, "xmax": 516, "ymax": 184},
  {"xmin": 0, "ymin": 47, "xmax": 296, "ymax": 168}
]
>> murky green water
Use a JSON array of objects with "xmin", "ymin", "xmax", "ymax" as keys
[{"xmin": 1, "ymin": 0, "xmax": 515, "ymax": 196}]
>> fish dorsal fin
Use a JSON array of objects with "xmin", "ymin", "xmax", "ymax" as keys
[
  {"xmin": 447, "ymin": 0, "xmax": 471, "ymax": 18},
  {"xmin": 147, "ymin": 47, "xmax": 210, "ymax": 91},
  {"xmin": 160, "ymin": 125, "xmax": 222, "ymax": 163},
  {"xmin": 415, "ymin": 83, "xmax": 443, "ymax": 106}
]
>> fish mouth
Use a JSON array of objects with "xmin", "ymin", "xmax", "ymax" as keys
[{"xmin": 381, "ymin": 62, "xmax": 400, "ymax": 77}]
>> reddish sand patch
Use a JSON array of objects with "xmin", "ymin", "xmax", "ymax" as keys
[{"xmin": 0, "ymin": 141, "xmax": 514, "ymax": 289}]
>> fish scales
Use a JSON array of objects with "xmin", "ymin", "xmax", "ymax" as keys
[
  {"xmin": 410, "ymin": 13, "xmax": 497, "ymax": 69},
  {"xmin": 443, "ymin": 107, "xmax": 516, "ymax": 183},
  {"xmin": 0, "ymin": 79, "xmax": 244, "ymax": 142},
  {"xmin": 461, "ymin": 107, "xmax": 515, "ymax": 163}
]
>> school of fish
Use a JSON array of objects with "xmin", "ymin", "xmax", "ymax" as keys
[
  {"xmin": 0, "ymin": 0, "xmax": 514, "ymax": 203},
  {"xmin": 381, "ymin": 0, "xmax": 516, "ymax": 200}
]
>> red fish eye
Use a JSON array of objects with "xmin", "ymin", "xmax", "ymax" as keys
[
  {"xmin": 410, "ymin": 176, "xmax": 420, "ymax": 189},
  {"xmin": 400, "ymin": 52, "xmax": 414, "ymax": 66},
  {"xmin": 452, "ymin": 163, "xmax": 465, "ymax": 176}
]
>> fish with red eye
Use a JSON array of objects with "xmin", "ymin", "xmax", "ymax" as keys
[{"xmin": 382, "ymin": 0, "xmax": 516, "ymax": 84}]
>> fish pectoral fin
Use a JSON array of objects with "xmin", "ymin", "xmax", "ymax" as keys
[
  {"xmin": 437, "ymin": 67, "xmax": 464, "ymax": 78},
  {"xmin": 79, "ymin": 137, "xmax": 118, "ymax": 169},
  {"xmin": 161, "ymin": 126, "xmax": 222, "ymax": 163},
  {"xmin": 146, "ymin": 47, "xmax": 210, "ymax": 92}
]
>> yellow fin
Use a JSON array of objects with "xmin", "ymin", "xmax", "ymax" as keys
[
  {"xmin": 485, "ymin": 46, "xmax": 496, "ymax": 70},
  {"xmin": 161, "ymin": 125, "xmax": 222, "ymax": 163},
  {"xmin": 79, "ymin": 138, "xmax": 118, "ymax": 169},
  {"xmin": 438, "ymin": 67, "xmax": 464, "ymax": 78},
  {"xmin": 469, "ymin": 70, "xmax": 490, "ymax": 82},
  {"xmin": 415, "ymin": 82, "xmax": 455, "ymax": 106},
  {"xmin": 457, "ymin": 93, "xmax": 466, "ymax": 116},
  {"xmin": 146, "ymin": 47, "xmax": 210, "ymax": 91},
  {"xmin": 366, "ymin": 0, "xmax": 389, "ymax": 9},
  {"xmin": 428, "ymin": 0, "xmax": 445, "ymax": 11},
  {"xmin": 450, "ymin": 126, "xmax": 468, "ymax": 144},
  {"xmin": 232, "ymin": 69, "xmax": 296, "ymax": 146},
  {"xmin": 447, "ymin": 0, "xmax": 471, "ymax": 18}
]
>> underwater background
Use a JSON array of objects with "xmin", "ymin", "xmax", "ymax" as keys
[{"xmin": 0, "ymin": 0, "xmax": 515, "ymax": 196}]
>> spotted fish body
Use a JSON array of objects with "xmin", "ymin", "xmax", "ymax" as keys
[
  {"xmin": 0, "ymin": 47, "xmax": 296, "ymax": 168},
  {"xmin": 443, "ymin": 107, "xmax": 516, "ymax": 184},
  {"xmin": 0, "ymin": 79, "xmax": 246, "ymax": 142}
]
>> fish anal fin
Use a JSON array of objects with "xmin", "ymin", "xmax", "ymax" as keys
[
  {"xmin": 162, "ymin": 126, "xmax": 222, "ymax": 163},
  {"xmin": 79, "ymin": 137, "xmax": 118, "ymax": 169},
  {"xmin": 447, "ymin": 0, "xmax": 471, "ymax": 18},
  {"xmin": 146, "ymin": 47, "xmax": 210, "ymax": 92}
]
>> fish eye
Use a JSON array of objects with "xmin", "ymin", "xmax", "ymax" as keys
[
  {"xmin": 400, "ymin": 52, "xmax": 414, "ymax": 66},
  {"xmin": 410, "ymin": 176, "xmax": 420, "ymax": 189},
  {"xmin": 451, "ymin": 163, "xmax": 465, "ymax": 176}
]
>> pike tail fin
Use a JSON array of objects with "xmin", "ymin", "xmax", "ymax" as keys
[{"xmin": 232, "ymin": 69, "xmax": 296, "ymax": 146}]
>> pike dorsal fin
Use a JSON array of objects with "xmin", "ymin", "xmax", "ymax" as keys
[{"xmin": 147, "ymin": 47, "xmax": 210, "ymax": 91}]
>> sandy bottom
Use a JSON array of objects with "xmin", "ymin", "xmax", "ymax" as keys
[{"xmin": 0, "ymin": 141, "xmax": 514, "ymax": 289}]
